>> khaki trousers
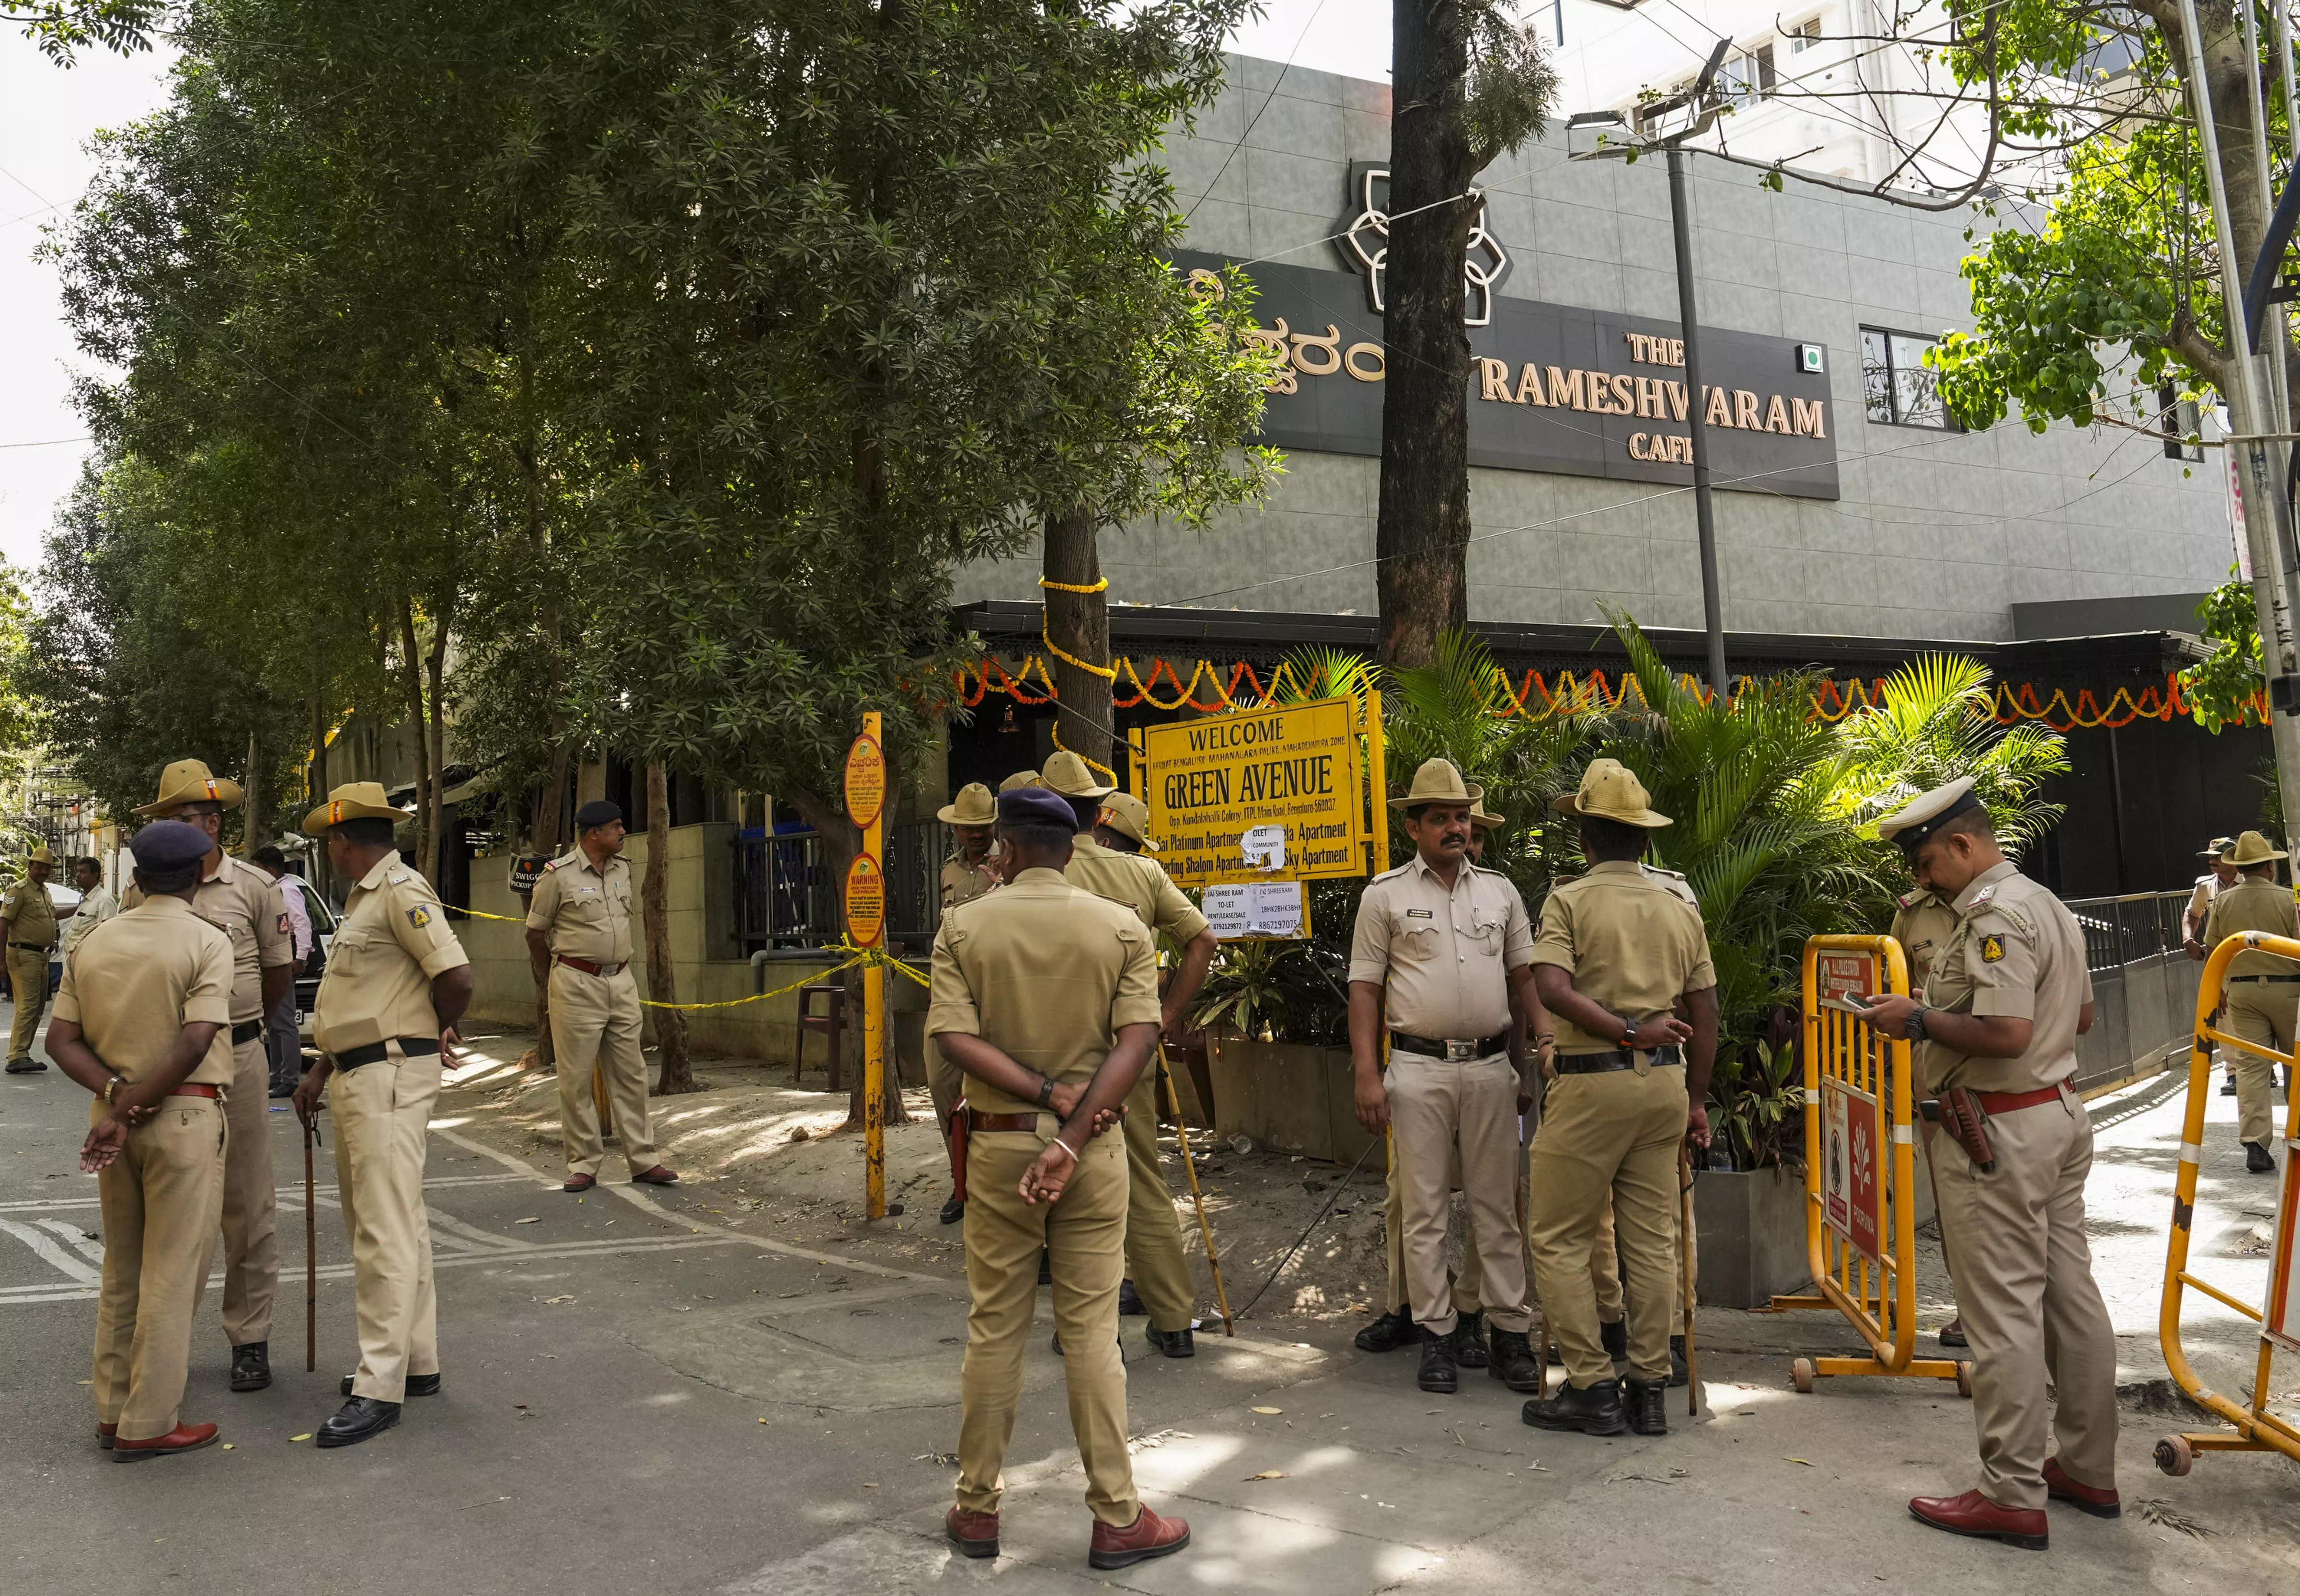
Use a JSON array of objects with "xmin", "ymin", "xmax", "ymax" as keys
[
  {"xmin": 549, "ymin": 962, "xmax": 656, "ymax": 1178},
  {"xmin": 1933, "ymin": 1089, "xmax": 2118, "ymax": 1510},
  {"xmin": 92, "ymin": 1096, "xmax": 227, "ymax": 1442},
  {"xmin": 1529, "ymin": 1064, "xmax": 1684, "ymax": 1387},
  {"xmin": 1120, "ymin": 1062, "xmax": 1196, "ymax": 1331},
  {"xmin": 334, "ymin": 1044, "xmax": 442, "ymax": 1403},
  {"xmin": 2224, "ymin": 982, "xmax": 2298, "ymax": 1148},
  {"xmin": 956, "ymin": 1122, "xmax": 1137, "ymax": 1527},
  {"xmin": 1390, "ymin": 1052, "xmax": 1531, "ymax": 1336},
  {"xmin": 7, "ymin": 944, "xmax": 49, "ymax": 1061},
  {"xmin": 211, "ymin": 1034, "xmax": 277, "ymax": 1345}
]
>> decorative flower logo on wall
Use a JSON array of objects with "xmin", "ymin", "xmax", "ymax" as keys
[{"xmin": 1336, "ymin": 161, "xmax": 1509, "ymax": 327}]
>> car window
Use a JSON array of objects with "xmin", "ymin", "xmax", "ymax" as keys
[{"xmin": 288, "ymin": 877, "xmax": 338, "ymax": 933}]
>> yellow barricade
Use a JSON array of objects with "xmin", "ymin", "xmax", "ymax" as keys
[
  {"xmin": 2154, "ymin": 930, "xmax": 2300, "ymax": 1476},
  {"xmin": 1772, "ymin": 935, "xmax": 1971, "ymax": 1395}
]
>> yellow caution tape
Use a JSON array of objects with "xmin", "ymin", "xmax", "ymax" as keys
[
  {"xmin": 445, "ymin": 913, "xmax": 928, "ymax": 1010},
  {"xmin": 451, "ymin": 907, "xmax": 528, "ymax": 924}
]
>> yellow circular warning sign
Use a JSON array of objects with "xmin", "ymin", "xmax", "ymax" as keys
[
  {"xmin": 844, "ymin": 733, "xmax": 886, "ymax": 830},
  {"xmin": 844, "ymin": 852, "xmax": 886, "ymax": 948}
]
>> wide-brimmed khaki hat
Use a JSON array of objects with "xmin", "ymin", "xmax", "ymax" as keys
[
  {"xmin": 1041, "ymin": 749, "xmax": 1116, "ymax": 801},
  {"xmin": 1388, "ymin": 758, "xmax": 1484, "ymax": 811},
  {"xmin": 938, "ymin": 782, "xmax": 996, "ymax": 827},
  {"xmin": 26, "ymin": 846, "xmax": 53, "ymax": 864},
  {"xmin": 133, "ymin": 758, "xmax": 244, "ymax": 817},
  {"xmin": 1096, "ymin": 792, "xmax": 1159, "ymax": 850},
  {"xmin": 997, "ymin": 769, "xmax": 1043, "ymax": 793},
  {"xmin": 1554, "ymin": 758, "xmax": 1672, "ymax": 828},
  {"xmin": 1468, "ymin": 800, "xmax": 1504, "ymax": 830},
  {"xmin": 301, "ymin": 781, "xmax": 414, "ymax": 837},
  {"xmin": 2230, "ymin": 830, "xmax": 2284, "ymax": 867},
  {"xmin": 2201, "ymin": 836, "xmax": 2237, "ymax": 859}
]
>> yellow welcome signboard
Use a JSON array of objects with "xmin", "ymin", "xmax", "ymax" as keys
[{"xmin": 1139, "ymin": 696, "xmax": 1366, "ymax": 889}]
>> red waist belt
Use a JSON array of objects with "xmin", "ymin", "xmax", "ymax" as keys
[
  {"xmin": 1972, "ymin": 1084, "xmax": 2067, "ymax": 1115},
  {"xmin": 969, "ymin": 1112, "xmax": 1043, "ymax": 1132},
  {"xmin": 170, "ymin": 1084, "xmax": 221, "ymax": 1099},
  {"xmin": 555, "ymin": 954, "xmax": 627, "ymax": 976}
]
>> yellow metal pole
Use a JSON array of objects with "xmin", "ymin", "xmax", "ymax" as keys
[
  {"xmin": 1159, "ymin": 1048, "xmax": 1234, "ymax": 1333},
  {"xmin": 1364, "ymin": 689, "xmax": 1397, "ymax": 1226},
  {"xmin": 863, "ymin": 709, "xmax": 887, "ymax": 1221}
]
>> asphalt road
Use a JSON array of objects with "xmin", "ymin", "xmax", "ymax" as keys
[{"xmin": 4, "ymin": 1020, "xmax": 2298, "ymax": 1595}]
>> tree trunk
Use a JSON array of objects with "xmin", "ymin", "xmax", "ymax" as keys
[
  {"xmin": 395, "ymin": 596, "xmax": 434, "ymax": 878},
  {"xmin": 309, "ymin": 689, "xmax": 330, "ymax": 899},
  {"xmin": 644, "ymin": 763, "xmax": 697, "ymax": 1094},
  {"xmin": 424, "ymin": 594, "xmax": 452, "ymax": 888},
  {"xmin": 243, "ymin": 724, "xmax": 266, "ymax": 854},
  {"xmin": 1375, "ymin": 0, "xmax": 1479, "ymax": 668},
  {"xmin": 528, "ymin": 745, "xmax": 570, "ymax": 1073},
  {"xmin": 1042, "ymin": 507, "xmax": 1115, "ymax": 777}
]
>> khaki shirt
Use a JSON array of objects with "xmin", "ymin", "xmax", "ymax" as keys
[
  {"xmin": 53, "ymin": 896, "xmax": 235, "ymax": 1087},
  {"xmin": 313, "ymin": 853, "xmax": 470, "ymax": 1055},
  {"xmin": 940, "ymin": 850, "xmax": 999, "ymax": 911},
  {"xmin": 1530, "ymin": 860, "xmax": 1717, "ymax": 1053},
  {"xmin": 1064, "ymin": 834, "xmax": 1211, "ymax": 942},
  {"xmin": 1350, "ymin": 854, "xmax": 1536, "ymax": 1043},
  {"xmin": 1890, "ymin": 887, "xmax": 1960, "ymax": 992},
  {"xmin": 2186, "ymin": 872, "xmax": 2223, "ymax": 934},
  {"xmin": 925, "ymin": 867, "xmax": 1161, "ymax": 1116},
  {"xmin": 525, "ymin": 846, "xmax": 633, "ymax": 965},
  {"xmin": 1917, "ymin": 860, "xmax": 2090, "ymax": 1094},
  {"xmin": 2, "ymin": 879, "xmax": 57, "ymax": 949},
  {"xmin": 125, "ymin": 853, "xmax": 294, "ymax": 1023},
  {"xmin": 62, "ymin": 884, "xmax": 119, "ymax": 957},
  {"xmin": 2202, "ymin": 875, "xmax": 2300, "ymax": 976}
]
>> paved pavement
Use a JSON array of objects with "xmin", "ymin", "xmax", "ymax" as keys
[{"xmin": 3, "ymin": 1019, "xmax": 2297, "ymax": 1595}]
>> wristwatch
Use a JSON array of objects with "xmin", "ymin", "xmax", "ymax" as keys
[
  {"xmin": 1619, "ymin": 1017, "xmax": 1640, "ymax": 1050},
  {"xmin": 1035, "ymin": 1075, "xmax": 1057, "ymax": 1109},
  {"xmin": 1905, "ymin": 1007, "xmax": 1932, "ymax": 1044}
]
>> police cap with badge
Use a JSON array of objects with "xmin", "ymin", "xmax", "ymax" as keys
[{"xmin": 1875, "ymin": 776, "xmax": 1981, "ymax": 859}]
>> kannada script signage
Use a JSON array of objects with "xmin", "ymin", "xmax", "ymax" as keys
[
  {"xmin": 1177, "ymin": 249, "xmax": 1840, "ymax": 501},
  {"xmin": 1140, "ymin": 696, "xmax": 1366, "ymax": 888}
]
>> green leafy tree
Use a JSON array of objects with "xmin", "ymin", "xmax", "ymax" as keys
[
  {"xmin": 2176, "ymin": 568, "xmax": 2269, "ymax": 732},
  {"xmin": 6, "ymin": 0, "xmax": 155, "ymax": 62}
]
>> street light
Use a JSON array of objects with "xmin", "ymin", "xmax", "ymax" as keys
[{"xmin": 1570, "ymin": 38, "xmax": 1736, "ymax": 702}]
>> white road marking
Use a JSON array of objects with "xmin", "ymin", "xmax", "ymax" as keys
[
  {"xmin": 0, "ymin": 1171, "xmax": 530, "ymax": 1214},
  {"xmin": 423, "ymin": 1206, "xmax": 540, "ymax": 1253},
  {"xmin": 32, "ymin": 1218, "xmax": 105, "ymax": 1265},
  {"xmin": 0, "ymin": 1218, "xmax": 100, "ymax": 1285}
]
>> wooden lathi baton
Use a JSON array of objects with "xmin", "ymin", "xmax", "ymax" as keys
[
  {"xmin": 1679, "ymin": 1143, "xmax": 1699, "ymax": 1416},
  {"xmin": 306, "ymin": 1118, "xmax": 320, "ymax": 1372},
  {"xmin": 1158, "ymin": 1047, "xmax": 1234, "ymax": 1335}
]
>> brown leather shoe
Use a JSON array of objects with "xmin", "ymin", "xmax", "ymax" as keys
[
  {"xmin": 2043, "ymin": 1458, "xmax": 2121, "ymax": 1518},
  {"xmin": 1089, "ymin": 1505, "xmax": 1191, "ymax": 1570},
  {"xmin": 562, "ymin": 1173, "xmax": 596, "ymax": 1193},
  {"xmin": 1909, "ymin": 1490, "xmax": 2047, "ymax": 1550},
  {"xmin": 114, "ymin": 1422, "xmax": 220, "ymax": 1462},
  {"xmin": 945, "ymin": 1505, "xmax": 999, "ymax": 1559},
  {"xmin": 632, "ymin": 1165, "xmax": 679, "ymax": 1185},
  {"xmin": 96, "ymin": 1423, "xmax": 116, "ymax": 1450}
]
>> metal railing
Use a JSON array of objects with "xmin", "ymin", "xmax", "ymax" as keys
[
  {"xmin": 2061, "ymin": 889, "xmax": 2197, "ymax": 1091},
  {"xmin": 735, "ymin": 819, "xmax": 953, "ymax": 953}
]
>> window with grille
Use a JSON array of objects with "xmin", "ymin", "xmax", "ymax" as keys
[{"xmin": 1860, "ymin": 327, "xmax": 1960, "ymax": 429}]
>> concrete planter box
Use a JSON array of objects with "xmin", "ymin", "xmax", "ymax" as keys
[
  {"xmin": 1692, "ymin": 1165, "xmax": 1812, "ymax": 1309},
  {"xmin": 1205, "ymin": 1035, "xmax": 1383, "ymax": 1169}
]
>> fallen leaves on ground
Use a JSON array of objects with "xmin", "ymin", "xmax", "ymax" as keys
[
  {"xmin": 1244, "ymin": 1470, "xmax": 1291, "ymax": 1481},
  {"xmin": 1250, "ymin": 1406, "xmax": 1283, "ymax": 1415}
]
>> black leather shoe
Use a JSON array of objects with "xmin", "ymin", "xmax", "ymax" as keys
[
  {"xmin": 1668, "ymin": 1334, "xmax": 1689, "ymax": 1388},
  {"xmin": 1146, "ymin": 1324, "xmax": 1195, "ymax": 1358},
  {"xmin": 2248, "ymin": 1140, "xmax": 2277, "ymax": 1173},
  {"xmin": 1450, "ymin": 1309, "xmax": 1489, "ymax": 1369},
  {"xmin": 1600, "ymin": 1318, "xmax": 1629, "ymax": 1361},
  {"xmin": 1354, "ymin": 1308, "xmax": 1416, "ymax": 1353},
  {"xmin": 1524, "ymin": 1376, "xmax": 1627, "ymax": 1435},
  {"xmin": 1488, "ymin": 1329, "xmax": 1542, "ymax": 1393},
  {"xmin": 340, "ymin": 1372, "xmax": 440, "ymax": 1398},
  {"xmin": 939, "ymin": 1195, "xmax": 965, "ymax": 1226},
  {"xmin": 315, "ymin": 1397, "xmax": 401, "ymax": 1449},
  {"xmin": 2222, "ymin": 1074, "xmax": 2240, "ymax": 1096},
  {"xmin": 1624, "ymin": 1375, "xmax": 1668, "ymax": 1435},
  {"xmin": 1937, "ymin": 1318, "xmax": 1967, "ymax": 1348},
  {"xmin": 1417, "ymin": 1327, "xmax": 1459, "ymax": 1393},
  {"xmin": 229, "ymin": 1342, "xmax": 271, "ymax": 1392},
  {"xmin": 1117, "ymin": 1279, "xmax": 1147, "ymax": 1317},
  {"xmin": 5, "ymin": 1056, "xmax": 46, "ymax": 1073}
]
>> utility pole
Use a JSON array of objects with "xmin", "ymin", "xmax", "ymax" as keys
[{"xmin": 1571, "ymin": 40, "xmax": 1736, "ymax": 701}]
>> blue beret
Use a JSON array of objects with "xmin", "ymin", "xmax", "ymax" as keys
[
  {"xmin": 996, "ymin": 787, "xmax": 1077, "ymax": 830},
  {"xmin": 130, "ymin": 819, "xmax": 213, "ymax": 874},
  {"xmin": 574, "ymin": 800, "xmax": 623, "ymax": 830}
]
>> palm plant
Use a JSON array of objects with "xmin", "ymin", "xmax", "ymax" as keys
[{"xmin": 1831, "ymin": 654, "xmax": 2068, "ymax": 863}]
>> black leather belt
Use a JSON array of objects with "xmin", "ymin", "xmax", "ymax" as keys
[
  {"xmin": 8, "ymin": 941, "xmax": 49, "ymax": 952},
  {"xmin": 1554, "ymin": 1045, "xmax": 1684, "ymax": 1074},
  {"xmin": 2229, "ymin": 974, "xmax": 2300, "ymax": 983},
  {"xmin": 334, "ymin": 1037, "xmax": 441, "ymax": 1070},
  {"xmin": 230, "ymin": 1020, "xmax": 264, "ymax": 1045},
  {"xmin": 1390, "ymin": 1030, "xmax": 1509, "ymax": 1062}
]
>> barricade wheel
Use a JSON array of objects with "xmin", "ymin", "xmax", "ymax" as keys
[
  {"xmin": 1791, "ymin": 1358, "xmax": 1816, "ymax": 1393},
  {"xmin": 1955, "ymin": 1362, "xmax": 1974, "ymax": 1399},
  {"xmin": 2155, "ymin": 1435, "xmax": 2194, "ymax": 1477}
]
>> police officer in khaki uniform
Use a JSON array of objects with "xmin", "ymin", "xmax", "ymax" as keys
[
  {"xmin": 1349, "ymin": 759, "xmax": 1543, "ymax": 1396},
  {"xmin": 998, "ymin": 769, "xmax": 1043, "ymax": 793},
  {"xmin": 929, "ymin": 788, "xmax": 1191, "ymax": 1571},
  {"xmin": 932, "ymin": 784, "xmax": 1002, "ymax": 1225},
  {"xmin": 291, "ymin": 783, "xmax": 473, "ymax": 1449},
  {"xmin": 1522, "ymin": 759, "xmax": 1717, "ymax": 1439},
  {"xmin": 3, "ymin": 844, "xmax": 59, "ymax": 1072},
  {"xmin": 1891, "ymin": 872, "xmax": 1969, "ymax": 1347},
  {"xmin": 2188, "ymin": 839, "xmax": 2241, "ymax": 1096},
  {"xmin": 2200, "ymin": 830, "xmax": 2299, "ymax": 1173},
  {"xmin": 120, "ymin": 759, "xmax": 295, "ymax": 1394},
  {"xmin": 525, "ymin": 799, "xmax": 678, "ymax": 1194},
  {"xmin": 1042, "ymin": 750, "xmax": 1218, "ymax": 1357},
  {"xmin": 1857, "ymin": 778, "xmax": 2119, "ymax": 1549},
  {"xmin": 46, "ymin": 821, "xmax": 233, "ymax": 1460}
]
